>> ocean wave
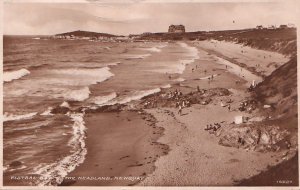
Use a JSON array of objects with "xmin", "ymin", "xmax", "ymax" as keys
[
  {"xmin": 124, "ymin": 54, "xmax": 151, "ymax": 59},
  {"xmin": 5, "ymin": 120, "xmax": 51, "ymax": 133},
  {"xmin": 62, "ymin": 87, "xmax": 91, "ymax": 102},
  {"xmin": 99, "ymin": 88, "xmax": 161, "ymax": 106},
  {"xmin": 3, "ymin": 69, "xmax": 30, "ymax": 82},
  {"xmin": 178, "ymin": 42, "xmax": 199, "ymax": 73},
  {"xmin": 60, "ymin": 101, "xmax": 70, "ymax": 108},
  {"xmin": 3, "ymin": 112, "xmax": 37, "ymax": 122},
  {"xmin": 173, "ymin": 78, "xmax": 186, "ymax": 82},
  {"xmin": 117, "ymin": 88, "xmax": 161, "ymax": 104},
  {"xmin": 161, "ymin": 84, "xmax": 172, "ymax": 89},
  {"xmin": 145, "ymin": 47, "xmax": 161, "ymax": 52},
  {"xmin": 50, "ymin": 67, "xmax": 114, "ymax": 85},
  {"xmin": 104, "ymin": 62, "xmax": 121, "ymax": 66},
  {"xmin": 4, "ymin": 165, "xmax": 27, "ymax": 172},
  {"xmin": 92, "ymin": 92, "xmax": 117, "ymax": 106},
  {"xmin": 33, "ymin": 113, "xmax": 87, "ymax": 186},
  {"xmin": 40, "ymin": 107, "xmax": 54, "ymax": 116}
]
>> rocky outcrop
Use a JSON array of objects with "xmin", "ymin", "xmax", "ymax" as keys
[{"xmin": 218, "ymin": 124, "xmax": 291, "ymax": 152}]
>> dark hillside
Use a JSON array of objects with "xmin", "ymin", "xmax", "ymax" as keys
[
  {"xmin": 55, "ymin": 30, "xmax": 118, "ymax": 38},
  {"xmin": 253, "ymin": 57, "xmax": 297, "ymax": 118}
]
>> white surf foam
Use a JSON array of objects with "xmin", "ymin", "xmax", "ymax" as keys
[
  {"xmin": 118, "ymin": 88, "xmax": 161, "ymax": 104},
  {"xmin": 173, "ymin": 78, "xmax": 186, "ymax": 82},
  {"xmin": 3, "ymin": 69, "xmax": 30, "ymax": 82},
  {"xmin": 104, "ymin": 62, "xmax": 121, "ymax": 66},
  {"xmin": 124, "ymin": 54, "xmax": 151, "ymax": 59},
  {"xmin": 62, "ymin": 87, "xmax": 91, "ymax": 102},
  {"xmin": 50, "ymin": 67, "xmax": 114, "ymax": 85},
  {"xmin": 161, "ymin": 84, "xmax": 172, "ymax": 89},
  {"xmin": 102, "ymin": 88, "xmax": 161, "ymax": 106},
  {"xmin": 40, "ymin": 107, "xmax": 54, "ymax": 116},
  {"xmin": 33, "ymin": 112, "xmax": 87, "ymax": 186},
  {"xmin": 3, "ymin": 112, "xmax": 37, "ymax": 122},
  {"xmin": 60, "ymin": 101, "xmax": 70, "ymax": 108},
  {"xmin": 145, "ymin": 47, "xmax": 161, "ymax": 52},
  {"xmin": 93, "ymin": 92, "xmax": 117, "ymax": 106},
  {"xmin": 176, "ymin": 42, "xmax": 200, "ymax": 74}
]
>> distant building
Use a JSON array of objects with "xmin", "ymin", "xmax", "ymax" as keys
[
  {"xmin": 279, "ymin": 24, "xmax": 288, "ymax": 29},
  {"xmin": 168, "ymin": 25, "xmax": 185, "ymax": 33},
  {"xmin": 267, "ymin": 25, "xmax": 276, "ymax": 30},
  {"xmin": 256, "ymin": 25, "xmax": 263, "ymax": 30}
]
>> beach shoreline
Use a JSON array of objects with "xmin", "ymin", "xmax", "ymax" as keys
[{"xmin": 61, "ymin": 40, "xmax": 297, "ymax": 186}]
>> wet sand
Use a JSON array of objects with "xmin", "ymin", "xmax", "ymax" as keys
[{"xmin": 61, "ymin": 111, "xmax": 168, "ymax": 186}]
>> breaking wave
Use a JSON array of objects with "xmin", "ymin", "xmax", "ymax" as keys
[
  {"xmin": 3, "ymin": 69, "xmax": 30, "ymax": 82},
  {"xmin": 98, "ymin": 88, "xmax": 161, "ymax": 107},
  {"xmin": 92, "ymin": 92, "xmax": 117, "ymax": 106},
  {"xmin": 124, "ymin": 54, "xmax": 151, "ymax": 59},
  {"xmin": 3, "ymin": 112, "xmax": 38, "ymax": 122},
  {"xmin": 33, "ymin": 113, "xmax": 87, "ymax": 186},
  {"xmin": 118, "ymin": 88, "xmax": 161, "ymax": 104},
  {"xmin": 62, "ymin": 87, "xmax": 91, "ymax": 102},
  {"xmin": 50, "ymin": 67, "xmax": 114, "ymax": 85},
  {"xmin": 145, "ymin": 47, "xmax": 161, "ymax": 52},
  {"xmin": 161, "ymin": 84, "xmax": 172, "ymax": 89}
]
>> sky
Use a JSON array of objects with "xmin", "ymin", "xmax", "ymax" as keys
[{"xmin": 3, "ymin": 0, "xmax": 299, "ymax": 35}]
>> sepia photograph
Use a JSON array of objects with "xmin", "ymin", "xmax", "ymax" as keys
[{"xmin": 2, "ymin": 0, "xmax": 299, "ymax": 187}]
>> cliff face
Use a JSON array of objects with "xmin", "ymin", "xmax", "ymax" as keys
[{"xmin": 253, "ymin": 57, "xmax": 297, "ymax": 117}]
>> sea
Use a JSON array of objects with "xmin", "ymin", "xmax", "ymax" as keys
[{"xmin": 3, "ymin": 36, "xmax": 199, "ymax": 185}]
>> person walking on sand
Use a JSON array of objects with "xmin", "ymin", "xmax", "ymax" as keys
[
  {"xmin": 197, "ymin": 85, "xmax": 200, "ymax": 92},
  {"xmin": 228, "ymin": 104, "xmax": 231, "ymax": 111},
  {"xmin": 178, "ymin": 105, "xmax": 182, "ymax": 115}
]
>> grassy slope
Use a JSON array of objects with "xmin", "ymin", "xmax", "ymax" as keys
[
  {"xmin": 253, "ymin": 57, "xmax": 297, "ymax": 117},
  {"xmin": 139, "ymin": 28, "xmax": 296, "ymax": 56},
  {"xmin": 55, "ymin": 30, "xmax": 117, "ymax": 37}
]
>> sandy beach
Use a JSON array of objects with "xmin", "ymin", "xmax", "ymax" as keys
[
  {"xmin": 63, "ymin": 40, "xmax": 297, "ymax": 186},
  {"xmin": 61, "ymin": 111, "xmax": 168, "ymax": 186},
  {"xmin": 3, "ymin": 2, "xmax": 298, "ymax": 187}
]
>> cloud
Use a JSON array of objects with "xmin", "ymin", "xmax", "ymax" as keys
[{"xmin": 4, "ymin": 1, "xmax": 298, "ymax": 35}]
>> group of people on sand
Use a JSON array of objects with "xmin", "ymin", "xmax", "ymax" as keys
[
  {"xmin": 165, "ymin": 89, "xmax": 191, "ymax": 116},
  {"xmin": 204, "ymin": 123, "xmax": 222, "ymax": 134},
  {"xmin": 176, "ymin": 99, "xmax": 191, "ymax": 115},
  {"xmin": 167, "ymin": 89, "xmax": 183, "ymax": 100}
]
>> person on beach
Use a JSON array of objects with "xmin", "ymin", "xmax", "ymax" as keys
[
  {"xmin": 178, "ymin": 105, "xmax": 182, "ymax": 115},
  {"xmin": 204, "ymin": 70, "xmax": 207, "ymax": 74},
  {"xmin": 182, "ymin": 101, "xmax": 185, "ymax": 108},
  {"xmin": 197, "ymin": 85, "xmax": 200, "ymax": 92},
  {"xmin": 228, "ymin": 104, "xmax": 231, "ymax": 111}
]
